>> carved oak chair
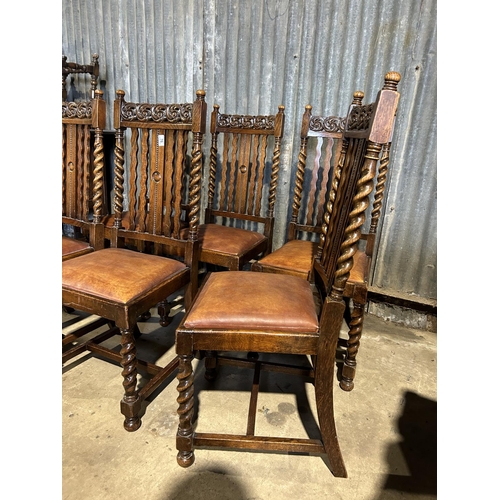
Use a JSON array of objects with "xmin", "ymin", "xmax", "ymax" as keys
[
  {"xmin": 62, "ymin": 54, "xmax": 99, "ymax": 101},
  {"xmin": 195, "ymin": 104, "xmax": 285, "ymax": 270},
  {"xmin": 62, "ymin": 89, "xmax": 207, "ymax": 432},
  {"xmin": 252, "ymin": 80, "xmax": 398, "ymax": 391},
  {"xmin": 62, "ymin": 89, "xmax": 106, "ymax": 262},
  {"xmin": 174, "ymin": 72, "xmax": 401, "ymax": 476}
]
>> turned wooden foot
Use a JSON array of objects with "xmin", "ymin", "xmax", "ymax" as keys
[
  {"xmin": 340, "ymin": 302, "xmax": 364, "ymax": 392},
  {"xmin": 176, "ymin": 354, "xmax": 195, "ymax": 467},
  {"xmin": 120, "ymin": 327, "xmax": 142, "ymax": 431},
  {"xmin": 158, "ymin": 300, "xmax": 172, "ymax": 327},
  {"xmin": 137, "ymin": 310, "xmax": 151, "ymax": 321}
]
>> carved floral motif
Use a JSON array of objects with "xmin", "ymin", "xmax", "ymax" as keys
[
  {"xmin": 120, "ymin": 102, "xmax": 193, "ymax": 123},
  {"xmin": 217, "ymin": 113, "xmax": 275, "ymax": 130},
  {"xmin": 62, "ymin": 101, "xmax": 92, "ymax": 119},
  {"xmin": 309, "ymin": 115, "xmax": 346, "ymax": 133},
  {"xmin": 347, "ymin": 103, "xmax": 374, "ymax": 131}
]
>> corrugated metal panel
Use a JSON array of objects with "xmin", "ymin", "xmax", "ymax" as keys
[{"xmin": 62, "ymin": 0, "xmax": 437, "ymax": 304}]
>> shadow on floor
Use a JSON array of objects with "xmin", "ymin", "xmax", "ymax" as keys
[
  {"xmin": 165, "ymin": 468, "xmax": 250, "ymax": 500},
  {"xmin": 375, "ymin": 390, "xmax": 437, "ymax": 499}
]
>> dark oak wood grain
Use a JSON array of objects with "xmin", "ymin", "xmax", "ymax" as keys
[
  {"xmin": 174, "ymin": 72, "xmax": 401, "ymax": 477},
  {"xmin": 62, "ymin": 90, "xmax": 207, "ymax": 432}
]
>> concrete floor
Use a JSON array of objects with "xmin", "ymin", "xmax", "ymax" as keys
[{"xmin": 62, "ymin": 302, "xmax": 437, "ymax": 500}]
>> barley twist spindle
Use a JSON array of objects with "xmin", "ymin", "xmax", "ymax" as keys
[
  {"xmin": 189, "ymin": 132, "xmax": 203, "ymax": 240},
  {"xmin": 113, "ymin": 128, "xmax": 125, "ymax": 227},
  {"xmin": 331, "ymin": 142, "xmax": 380, "ymax": 299},
  {"xmin": 268, "ymin": 136, "xmax": 281, "ymax": 216},
  {"xmin": 292, "ymin": 136, "xmax": 308, "ymax": 222},
  {"xmin": 92, "ymin": 128, "xmax": 104, "ymax": 223},
  {"xmin": 370, "ymin": 142, "xmax": 391, "ymax": 233}
]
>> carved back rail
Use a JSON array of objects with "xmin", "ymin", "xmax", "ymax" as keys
[
  {"xmin": 62, "ymin": 54, "xmax": 99, "ymax": 101},
  {"xmin": 313, "ymin": 72, "xmax": 401, "ymax": 300},
  {"xmin": 206, "ymin": 104, "xmax": 285, "ymax": 233},
  {"xmin": 62, "ymin": 90, "xmax": 106, "ymax": 227},
  {"xmin": 111, "ymin": 90, "xmax": 207, "ymax": 256}
]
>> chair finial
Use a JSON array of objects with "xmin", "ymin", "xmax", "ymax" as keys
[
  {"xmin": 384, "ymin": 71, "xmax": 401, "ymax": 91},
  {"xmin": 352, "ymin": 91, "xmax": 364, "ymax": 105}
]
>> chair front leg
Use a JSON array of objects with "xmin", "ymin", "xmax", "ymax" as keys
[
  {"xmin": 176, "ymin": 353, "xmax": 195, "ymax": 467},
  {"xmin": 120, "ymin": 327, "xmax": 142, "ymax": 431},
  {"xmin": 340, "ymin": 301, "xmax": 364, "ymax": 392}
]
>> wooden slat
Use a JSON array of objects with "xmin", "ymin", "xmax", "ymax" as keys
[
  {"xmin": 76, "ymin": 125, "xmax": 85, "ymax": 220},
  {"xmin": 254, "ymin": 135, "xmax": 267, "ymax": 217},
  {"xmin": 138, "ymin": 129, "xmax": 149, "ymax": 232},
  {"xmin": 235, "ymin": 133, "xmax": 251, "ymax": 214},
  {"xmin": 247, "ymin": 134, "xmax": 260, "ymax": 215},
  {"xmin": 220, "ymin": 133, "xmax": 230, "ymax": 212},
  {"xmin": 137, "ymin": 355, "xmax": 180, "ymax": 399},
  {"xmin": 65, "ymin": 124, "xmax": 76, "ymax": 218},
  {"xmin": 316, "ymin": 136, "xmax": 334, "ymax": 226},
  {"xmin": 227, "ymin": 134, "xmax": 239, "ymax": 212},
  {"xmin": 128, "ymin": 128, "xmax": 139, "ymax": 230},
  {"xmin": 150, "ymin": 129, "xmax": 166, "ymax": 235},
  {"xmin": 307, "ymin": 137, "xmax": 322, "ymax": 227},
  {"xmin": 172, "ymin": 130, "xmax": 186, "ymax": 238},
  {"xmin": 194, "ymin": 433, "xmax": 325, "ymax": 454}
]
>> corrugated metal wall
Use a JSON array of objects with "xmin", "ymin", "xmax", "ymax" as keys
[{"xmin": 62, "ymin": 0, "xmax": 437, "ymax": 308}]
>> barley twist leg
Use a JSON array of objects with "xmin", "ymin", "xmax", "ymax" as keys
[{"xmin": 176, "ymin": 354, "xmax": 195, "ymax": 467}]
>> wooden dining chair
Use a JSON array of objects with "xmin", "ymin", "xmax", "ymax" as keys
[
  {"xmin": 62, "ymin": 89, "xmax": 207, "ymax": 432},
  {"xmin": 174, "ymin": 72, "xmax": 401, "ymax": 476},
  {"xmin": 195, "ymin": 103, "xmax": 285, "ymax": 270},
  {"xmin": 62, "ymin": 53, "xmax": 99, "ymax": 101},
  {"xmin": 252, "ymin": 80, "xmax": 399, "ymax": 392}
]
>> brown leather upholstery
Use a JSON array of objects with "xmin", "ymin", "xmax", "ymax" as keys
[
  {"xmin": 184, "ymin": 271, "xmax": 319, "ymax": 333},
  {"xmin": 62, "ymin": 248, "xmax": 187, "ymax": 304},
  {"xmin": 253, "ymin": 239, "xmax": 368, "ymax": 284},
  {"xmin": 253, "ymin": 239, "xmax": 317, "ymax": 278},
  {"xmin": 350, "ymin": 250, "xmax": 368, "ymax": 284},
  {"xmin": 62, "ymin": 235, "xmax": 93, "ymax": 261},
  {"xmin": 197, "ymin": 224, "xmax": 267, "ymax": 258}
]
